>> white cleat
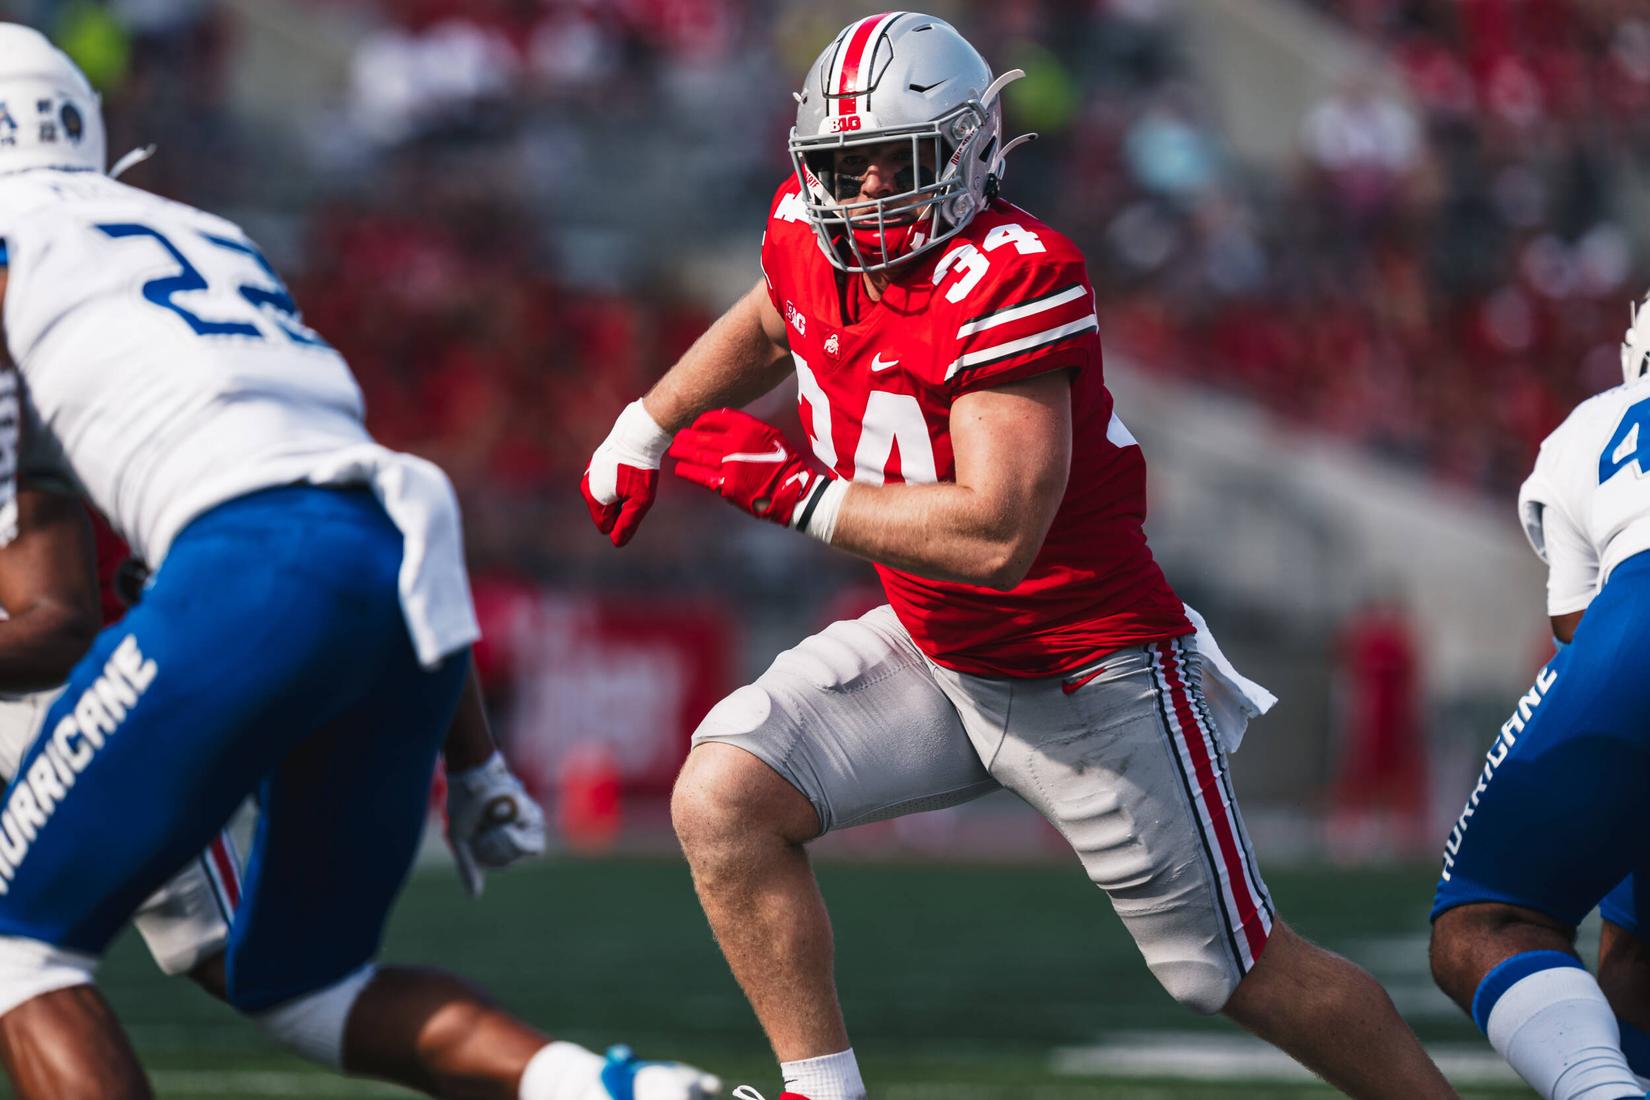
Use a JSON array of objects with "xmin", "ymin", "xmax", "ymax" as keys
[{"xmin": 600, "ymin": 1045, "xmax": 723, "ymax": 1099}]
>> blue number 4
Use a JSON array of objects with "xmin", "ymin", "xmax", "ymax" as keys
[
  {"xmin": 95, "ymin": 223, "xmax": 330, "ymax": 348},
  {"xmin": 1600, "ymin": 396, "xmax": 1650, "ymax": 484}
]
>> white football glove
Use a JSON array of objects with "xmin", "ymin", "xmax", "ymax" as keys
[
  {"xmin": 446, "ymin": 751, "xmax": 547, "ymax": 897},
  {"xmin": 581, "ymin": 399, "xmax": 673, "ymax": 547}
]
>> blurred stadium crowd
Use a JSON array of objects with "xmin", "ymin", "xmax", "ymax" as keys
[
  {"xmin": 20, "ymin": 0, "xmax": 1650, "ymax": 550},
  {"xmin": 0, "ymin": 0, "xmax": 1623, "ymax": 847}
]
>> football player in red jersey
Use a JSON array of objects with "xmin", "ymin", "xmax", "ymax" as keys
[{"xmin": 583, "ymin": 12, "xmax": 1456, "ymax": 1100}]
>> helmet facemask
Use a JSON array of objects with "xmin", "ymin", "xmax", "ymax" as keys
[{"xmin": 791, "ymin": 102, "xmax": 992, "ymax": 273}]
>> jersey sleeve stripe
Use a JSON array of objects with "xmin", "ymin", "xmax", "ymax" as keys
[
  {"xmin": 956, "ymin": 284, "xmax": 1087, "ymax": 338},
  {"xmin": 944, "ymin": 313, "xmax": 1098, "ymax": 381}
]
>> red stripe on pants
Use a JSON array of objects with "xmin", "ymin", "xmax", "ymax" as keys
[
  {"xmin": 208, "ymin": 833, "xmax": 240, "ymax": 910},
  {"xmin": 1156, "ymin": 641, "xmax": 1268, "ymax": 963}
]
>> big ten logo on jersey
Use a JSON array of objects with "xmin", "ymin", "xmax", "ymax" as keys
[
  {"xmin": 1601, "ymin": 394, "xmax": 1650, "ymax": 483},
  {"xmin": 792, "ymin": 350, "xmax": 938, "ymax": 487},
  {"xmin": 0, "ymin": 370, "xmax": 18, "ymax": 547},
  {"xmin": 94, "ymin": 222, "xmax": 332, "ymax": 350},
  {"xmin": 785, "ymin": 301, "xmax": 806, "ymax": 337}
]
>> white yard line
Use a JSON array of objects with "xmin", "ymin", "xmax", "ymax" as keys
[{"xmin": 1051, "ymin": 1032, "xmax": 1522, "ymax": 1087}]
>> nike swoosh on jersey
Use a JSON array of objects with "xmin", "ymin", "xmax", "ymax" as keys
[
  {"xmin": 870, "ymin": 353, "xmax": 899, "ymax": 372},
  {"xmin": 1061, "ymin": 665, "xmax": 1107, "ymax": 695},
  {"xmin": 723, "ymin": 443, "xmax": 788, "ymax": 463}
]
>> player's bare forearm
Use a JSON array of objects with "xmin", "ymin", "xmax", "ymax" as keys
[
  {"xmin": 0, "ymin": 489, "xmax": 99, "ymax": 691},
  {"xmin": 642, "ymin": 280, "xmax": 793, "ymax": 431},
  {"xmin": 830, "ymin": 481, "xmax": 1040, "ymax": 587},
  {"xmin": 441, "ymin": 659, "xmax": 495, "ymax": 772},
  {"xmin": 831, "ymin": 372, "xmax": 1073, "ymax": 589}
]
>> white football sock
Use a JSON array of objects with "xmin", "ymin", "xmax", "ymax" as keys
[
  {"xmin": 779, "ymin": 1048, "xmax": 865, "ymax": 1100},
  {"xmin": 1477, "ymin": 953, "xmax": 1643, "ymax": 1100},
  {"xmin": 518, "ymin": 1040, "xmax": 604, "ymax": 1100}
]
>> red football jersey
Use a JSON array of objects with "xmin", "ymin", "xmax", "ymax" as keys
[{"xmin": 760, "ymin": 178, "xmax": 1191, "ymax": 678}]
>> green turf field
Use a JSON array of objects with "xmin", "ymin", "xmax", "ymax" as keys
[{"xmin": 66, "ymin": 858, "xmax": 1536, "ymax": 1098}]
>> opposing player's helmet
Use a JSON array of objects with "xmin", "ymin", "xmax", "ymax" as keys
[
  {"xmin": 788, "ymin": 13, "xmax": 1033, "ymax": 274},
  {"xmin": 0, "ymin": 24, "xmax": 106, "ymax": 177},
  {"xmin": 1624, "ymin": 290, "xmax": 1650, "ymax": 387}
]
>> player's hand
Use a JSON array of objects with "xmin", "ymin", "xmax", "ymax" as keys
[
  {"xmin": 582, "ymin": 400, "xmax": 673, "ymax": 547},
  {"xmin": 669, "ymin": 409, "xmax": 839, "ymax": 536},
  {"xmin": 445, "ymin": 752, "xmax": 547, "ymax": 898}
]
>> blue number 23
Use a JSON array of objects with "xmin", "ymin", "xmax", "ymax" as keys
[{"xmin": 95, "ymin": 223, "xmax": 330, "ymax": 348}]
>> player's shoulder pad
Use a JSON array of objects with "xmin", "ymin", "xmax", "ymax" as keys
[
  {"xmin": 1541, "ymin": 383, "xmax": 1639, "ymax": 467},
  {"xmin": 767, "ymin": 175, "xmax": 810, "ymax": 230},
  {"xmin": 1518, "ymin": 386, "xmax": 1629, "ymax": 561},
  {"xmin": 931, "ymin": 201, "xmax": 1096, "ymax": 389},
  {"xmin": 0, "ymin": 174, "xmax": 59, "ymax": 245},
  {"xmin": 937, "ymin": 202, "xmax": 1091, "ymax": 311}
]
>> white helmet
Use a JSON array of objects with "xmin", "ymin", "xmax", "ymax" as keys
[
  {"xmin": 0, "ymin": 23, "xmax": 105, "ymax": 176},
  {"xmin": 788, "ymin": 12, "xmax": 1032, "ymax": 273},
  {"xmin": 1623, "ymin": 290, "xmax": 1650, "ymax": 387}
]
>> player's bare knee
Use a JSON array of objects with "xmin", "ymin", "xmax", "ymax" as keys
[
  {"xmin": 670, "ymin": 752, "xmax": 745, "ymax": 855},
  {"xmin": 673, "ymin": 743, "xmax": 814, "ymax": 856},
  {"xmin": 1430, "ymin": 903, "xmax": 1574, "ymax": 1004},
  {"xmin": 1429, "ymin": 906, "xmax": 1486, "ymax": 998}
]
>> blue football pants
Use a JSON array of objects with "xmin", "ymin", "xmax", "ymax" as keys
[{"xmin": 0, "ymin": 486, "xmax": 468, "ymax": 1010}]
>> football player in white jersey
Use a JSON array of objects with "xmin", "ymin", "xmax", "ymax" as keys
[
  {"xmin": 1428, "ymin": 294, "xmax": 1650, "ymax": 1100},
  {"xmin": 0, "ymin": 25, "xmax": 719, "ymax": 1100}
]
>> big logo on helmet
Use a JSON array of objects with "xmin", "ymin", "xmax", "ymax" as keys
[{"xmin": 828, "ymin": 115, "xmax": 863, "ymax": 134}]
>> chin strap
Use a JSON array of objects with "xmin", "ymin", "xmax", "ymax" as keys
[{"xmin": 109, "ymin": 144, "xmax": 157, "ymax": 180}]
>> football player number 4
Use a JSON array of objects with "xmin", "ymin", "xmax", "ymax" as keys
[
  {"xmin": 1600, "ymin": 395, "xmax": 1650, "ymax": 484},
  {"xmin": 95, "ymin": 222, "xmax": 331, "ymax": 348}
]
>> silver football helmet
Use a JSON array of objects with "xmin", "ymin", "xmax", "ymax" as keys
[
  {"xmin": 1624, "ymin": 290, "xmax": 1650, "ymax": 387},
  {"xmin": 788, "ymin": 12, "xmax": 1033, "ymax": 274},
  {"xmin": 0, "ymin": 23, "xmax": 105, "ymax": 177}
]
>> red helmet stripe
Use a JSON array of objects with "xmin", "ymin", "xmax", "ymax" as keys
[{"xmin": 834, "ymin": 12, "xmax": 900, "ymax": 117}]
